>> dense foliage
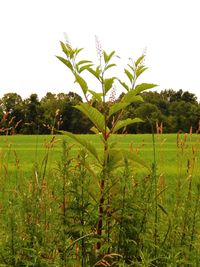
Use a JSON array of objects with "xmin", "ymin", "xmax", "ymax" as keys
[{"xmin": 0, "ymin": 89, "xmax": 199, "ymax": 134}]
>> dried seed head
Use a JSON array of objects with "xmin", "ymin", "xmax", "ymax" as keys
[{"xmin": 156, "ymin": 121, "xmax": 163, "ymax": 134}]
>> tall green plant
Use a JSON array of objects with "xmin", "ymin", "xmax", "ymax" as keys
[{"xmin": 57, "ymin": 39, "xmax": 157, "ymax": 251}]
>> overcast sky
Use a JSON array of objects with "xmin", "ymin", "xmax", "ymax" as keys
[{"xmin": 1, "ymin": 0, "xmax": 200, "ymax": 100}]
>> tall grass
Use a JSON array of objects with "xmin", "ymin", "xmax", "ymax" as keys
[{"xmin": 0, "ymin": 132, "xmax": 200, "ymax": 266}]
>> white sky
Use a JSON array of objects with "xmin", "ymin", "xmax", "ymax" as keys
[{"xmin": 0, "ymin": 0, "xmax": 200, "ymax": 100}]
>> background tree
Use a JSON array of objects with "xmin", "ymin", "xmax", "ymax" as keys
[
  {"xmin": 0, "ymin": 93, "xmax": 24, "ymax": 134},
  {"xmin": 0, "ymin": 88, "xmax": 199, "ymax": 134},
  {"xmin": 22, "ymin": 94, "xmax": 47, "ymax": 134},
  {"xmin": 40, "ymin": 92, "xmax": 61, "ymax": 133},
  {"xmin": 60, "ymin": 92, "xmax": 92, "ymax": 133},
  {"xmin": 169, "ymin": 101, "xmax": 200, "ymax": 132}
]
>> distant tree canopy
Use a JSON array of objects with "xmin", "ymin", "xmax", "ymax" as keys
[{"xmin": 0, "ymin": 89, "xmax": 199, "ymax": 134}]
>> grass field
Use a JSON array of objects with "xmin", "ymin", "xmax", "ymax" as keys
[
  {"xmin": 1, "ymin": 132, "xmax": 199, "ymax": 207},
  {"xmin": 0, "ymin": 133, "xmax": 199, "ymax": 179},
  {"xmin": 0, "ymin": 133, "xmax": 200, "ymax": 266}
]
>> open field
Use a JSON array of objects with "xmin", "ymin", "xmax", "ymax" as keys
[
  {"xmin": 0, "ymin": 133, "xmax": 199, "ymax": 179},
  {"xmin": 0, "ymin": 133, "xmax": 200, "ymax": 266},
  {"xmin": 1, "ymin": 133, "xmax": 200, "ymax": 202}
]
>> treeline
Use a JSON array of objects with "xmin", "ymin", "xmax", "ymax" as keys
[
  {"xmin": 0, "ymin": 89, "xmax": 199, "ymax": 134},
  {"xmin": 125, "ymin": 89, "xmax": 200, "ymax": 133}
]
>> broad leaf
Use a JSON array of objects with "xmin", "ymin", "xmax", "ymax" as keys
[
  {"xmin": 103, "ymin": 51, "xmax": 109, "ymax": 63},
  {"xmin": 90, "ymin": 126, "xmax": 99, "ymax": 134},
  {"xmin": 117, "ymin": 79, "xmax": 130, "ymax": 91},
  {"xmin": 77, "ymin": 60, "xmax": 92, "ymax": 66},
  {"xmin": 74, "ymin": 74, "xmax": 88, "ymax": 94},
  {"xmin": 74, "ymin": 48, "xmax": 84, "ymax": 56},
  {"xmin": 135, "ymin": 54, "xmax": 145, "ymax": 67},
  {"xmin": 75, "ymin": 103, "xmax": 107, "ymax": 133},
  {"xmin": 112, "ymin": 118, "xmax": 143, "ymax": 133},
  {"xmin": 87, "ymin": 67, "xmax": 100, "ymax": 81},
  {"xmin": 134, "ymin": 83, "xmax": 157, "ymax": 95},
  {"xmin": 124, "ymin": 68, "xmax": 133, "ymax": 83},
  {"xmin": 105, "ymin": 63, "xmax": 116, "ymax": 71},
  {"xmin": 104, "ymin": 78, "xmax": 115, "ymax": 94},
  {"xmin": 56, "ymin": 56, "xmax": 73, "ymax": 71},
  {"xmin": 60, "ymin": 41, "xmax": 70, "ymax": 57},
  {"xmin": 88, "ymin": 90, "xmax": 103, "ymax": 102},
  {"xmin": 62, "ymin": 131, "xmax": 100, "ymax": 163},
  {"xmin": 79, "ymin": 64, "xmax": 93, "ymax": 73},
  {"xmin": 136, "ymin": 65, "xmax": 148, "ymax": 78},
  {"xmin": 122, "ymin": 92, "xmax": 144, "ymax": 104},
  {"xmin": 127, "ymin": 64, "xmax": 135, "ymax": 72},
  {"xmin": 104, "ymin": 51, "xmax": 115, "ymax": 63},
  {"xmin": 108, "ymin": 51, "xmax": 115, "ymax": 61},
  {"xmin": 108, "ymin": 102, "xmax": 130, "ymax": 117}
]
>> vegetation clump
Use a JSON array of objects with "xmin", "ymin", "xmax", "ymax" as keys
[{"xmin": 0, "ymin": 40, "xmax": 200, "ymax": 266}]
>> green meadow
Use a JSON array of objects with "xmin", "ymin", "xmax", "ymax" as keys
[
  {"xmin": 1, "ymin": 133, "xmax": 200, "ymax": 203},
  {"xmin": 1, "ymin": 133, "xmax": 200, "ymax": 266},
  {"xmin": 0, "ymin": 133, "xmax": 199, "ymax": 179}
]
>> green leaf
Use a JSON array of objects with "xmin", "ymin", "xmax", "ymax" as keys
[
  {"xmin": 90, "ymin": 126, "xmax": 99, "ymax": 134},
  {"xmin": 104, "ymin": 78, "xmax": 115, "ymax": 94},
  {"xmin": 79, "ymin": 64, "xmax": 94, "ymax": 73},
  {"xmin": 74, "ymin": 48, "xmax": 84, "ymax": 56},
  {"xmin": 127, "ymin": 64, "xmax": 135, "ymax": 72},
  {"xmin": 88, "ymin": 90, "xmax": 103, "ymax": 102},
  {"xmin": 124, "ymin": 68, "xmax": 133, "ymax": 83},
  {"xmin": 136, "ymin": 65, "xmax": 148, "ymax": 78},
  {"xmin": 61, "ymin": 131, "xmax": 100, "ymax": 163},
  {"xmin": 96, "ymin": 66, "xmax": 101, "ymax": 75},
  {"xmin": 122, "ymin": 92, "xmax": 144, "ymax": 104},
  {"xmin": 77, "ymin": 60, "xmax": 92, "ymax": 66},
  {"xmin": 105, "ymin": 63, "xmax": 116, "ymax": 71},
  {"xmin": 74, "ymin": 103, "xmax": 106, "ymax": 133},
  {"xmin": 135, "ymin": 54, "xmax": 145, "ymax": 67},
  {"xmin": 112, "ymin": 118, "xmax": 143, "ymax": 133},
  {"xmin": 123, "ymin": 150, "xmax": 150, "ymax": 170},
  {"xmin": 108, "ymin": 102, "xmax": 130, "ymax": 117},
  {"xmin": 117, "ymin": 79, "xmax": 130, "ymax": 91},
  {"xmin": 103, "ymin": 51, "xmax": 109, "ymax": 63},
  {"xmin": 87, "ymin": 67, "xmax": 100, "ymax": 81},
  {"xmin": 60, "ymin": 41, "xmax": 70, "ymax": 57},
  {"xmin": 104, "ymin": 50, "xmax": 115, "ymax": 63},
  {"xmin": 56, "ymin": 56, "xmax": 73, "ymax": 71},
  {"xmin": 74, "ymin": 74, "xmax": 88, "ymax": 94},
  {"xmin": 67, "ymin": 47, "xmax": 76, "ymax": 59},
  {"xmin": 107, "ymin": 51, "xmax": 115, "ymax": 61},
  {"xmin": 134, "ymin": 83, "xmax": 157, "ymax": 95}
]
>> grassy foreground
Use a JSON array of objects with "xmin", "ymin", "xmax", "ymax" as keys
[{"xmin": 0, "ymin": 133, "xmax": 200, "ymax": 266}]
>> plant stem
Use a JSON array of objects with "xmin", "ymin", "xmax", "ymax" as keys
[
  {"xmin": 151, "ymin": 122, "xmax": 158, "ymax": 260},
  {"xmin": 189, "ymin": 184, "xmax": 200, "ymax": 252}
]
